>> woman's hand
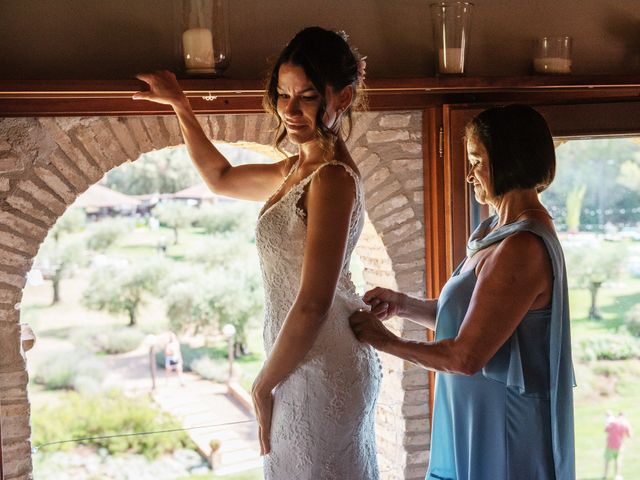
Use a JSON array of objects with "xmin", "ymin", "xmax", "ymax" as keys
[
  {"xmin": 251, "ymin": 373, "xmax": 274, "ymax": 456},
  {"xmin": 363, "ymin": 287, "xmax": 406, "ymax": 320},
  {"xmin": 132, "ymin": 70, "xmax": 189, "ymax": 109},
  {"xmin": 349, "ymin": 309, "xmax": 399, "ymax": 351}
]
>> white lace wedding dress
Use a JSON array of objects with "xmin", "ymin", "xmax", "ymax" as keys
[{"xmin": 255, "ymin": 161, "xmax": 382, "ymax": 480}]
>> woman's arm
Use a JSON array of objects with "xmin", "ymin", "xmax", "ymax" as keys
[
  {"xmin": 134, "ymin": 71, "xmax": 286, "ymax": 201},
  {"xmin": 251, "ymin": 164, "xmax": 357, "ymax": 454},
  {"xmin": 363, "ymin": 287, "xmax": 438, "ymax": 330},
  {"xmin": 352, "ymin": 232, "xmax": 552, "ymax": 375}
]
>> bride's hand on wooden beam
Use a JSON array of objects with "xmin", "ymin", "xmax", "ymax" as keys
[{"xmin": 133, "ymin": 70, "xmax": 189, "ymax": 110}]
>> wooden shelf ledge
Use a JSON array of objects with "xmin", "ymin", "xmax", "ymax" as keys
[{"xmin": 1, "ymin": 75, "xmax": 639, "ymax": 116}]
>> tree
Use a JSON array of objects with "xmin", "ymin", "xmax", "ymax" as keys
[
  {"xmin": 541, "ymin": 138, "xmax": 640, "ymax": 229},
  {"xmin": 152, "ymin": 202, "xmax": 196, "ymax": 244},
  {"xmin": 165, "ymin": 261, "xmax": 263, "ymax": 355},
  {"xmin": 617, "ymin": 157, "xmax": 640, "ymax": 192},
  {"xmin": 104, "ymin": 146, "xmax": 201, "ymax": 195},
  {"xmin": 35, "ymin": 208, "xmax": 87, "ymax": 304},
  {"xmin": 194, "ymin": 202, "xmax": 258, "ymax": 238},
  {"xmin": 565, "ymin": 184, "xmax": 586, "ymax": 233},
  {"xmin": 209, "ymin": 261, "xmax": 263, "ymax": 356},
  {"xmin": 36, "ymin": 234, "xmax": 86, "ymax": 304},
  {"xmin": 565, "ymin": 243, "xmax": 626, "ymax": 319},
  {"xmin": 86, "ymin": 218, "xmax": 131, "ymax": 252},
  {"xmin": 82, "ymin": 260, "xmax": 167, "ymax": 326},
  {"xmin": 165, "ymin": 276, "xmax": 217, "ymax": 336}
]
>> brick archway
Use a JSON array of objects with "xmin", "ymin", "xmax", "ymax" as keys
[{"xmin": 0, "ymin": 111, "xmax": 428, "ymax": 479}]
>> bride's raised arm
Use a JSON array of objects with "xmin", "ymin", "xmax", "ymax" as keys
[{"xmin": 133, "ymin": 70, "xmax": 288, "ymax": 201}]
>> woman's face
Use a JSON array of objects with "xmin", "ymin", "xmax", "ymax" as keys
[
  {"xmin": 276, "ymin": 62, "xmax": 342, "ymax": 145},
  {"xmin": 466, "ymin": 135, "xmax": 493, "ymax": 205}
]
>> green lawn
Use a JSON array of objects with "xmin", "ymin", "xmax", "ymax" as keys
[{"xmin": 111, "ymin": 225, "xmax": 213, "ymax": 261}]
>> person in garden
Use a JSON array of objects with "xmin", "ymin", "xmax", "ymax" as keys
[
  {"xmin": 350, "ymin": 105, "xmax": 576, "ymax": 480},
  {"xmin": 134, "ymin": 27, "xmax": 381, "ymax": 479},
  {"xmin": 164, "ymin": 331, "xmax": 184, "ymax": 386},
  {"xmin": 603, "ymin": 411, "xmax": 632, "ymax": 480}
]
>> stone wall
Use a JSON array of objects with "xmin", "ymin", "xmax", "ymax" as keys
[{"xmin": 0, "ymin": 110, "xmax": 429, "ymax": 479}]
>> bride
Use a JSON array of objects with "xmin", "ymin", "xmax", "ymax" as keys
[{"xmin": 134, "ymin": 27, "xmax": 381, "ymax": 479}]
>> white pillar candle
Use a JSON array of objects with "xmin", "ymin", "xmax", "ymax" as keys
[
  {"xmin": 183, "ymin": 27, "xmax": 215, "ymax": 71},
  {"xmin": 439, "ymin": 48, "xmax": 464, "ymax": 74},
  {"xmin": 534, "ymin": 57, "xmax": 572, "ymax": 74}
]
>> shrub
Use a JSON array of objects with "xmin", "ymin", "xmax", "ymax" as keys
[
  {"xmin": 33, "ymin": 351, "xmax": 106, "ymax": 392},
  {"xmin": 624, "ymin": 304, "xmax": 640, "ymax": 337},
  {"xmin": 31, "ymin": 390, "xmax": 195, "ymax": 458},
  {"xmin": 87, "ymin": 328, "xmax": 145, "ymax": 354},
  {"xmin": 578, "ymin": 334, "xmax": 640, "ymax": 361},
  {"xmin": 190, "ymin": 355, "xmax": 236, "ymax": 383}
]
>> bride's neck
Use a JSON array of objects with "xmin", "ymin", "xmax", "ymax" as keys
[{"xmin": 297, "ymin": 136, "xmax": 344, "ymax": 164}]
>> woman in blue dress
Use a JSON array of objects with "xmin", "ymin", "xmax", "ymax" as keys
[{"xmin": 350, "ymin": 105, "xmax": 575, "ymax": 480}]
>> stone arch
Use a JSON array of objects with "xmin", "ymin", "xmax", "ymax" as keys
[{"xmin": 0, "ymin": 110, "xmax": 428, "ymax": 479}]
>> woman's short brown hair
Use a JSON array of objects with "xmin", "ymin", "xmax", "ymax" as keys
[{"xmin": 465, "ymin": 105, "xmax": 556, "ymax": 196}]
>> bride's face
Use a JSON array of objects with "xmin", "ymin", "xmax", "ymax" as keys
[{"xmin": 276, "ymin": 62, "xmax": 341, "ymax": 145}]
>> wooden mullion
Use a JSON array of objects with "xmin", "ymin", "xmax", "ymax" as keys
[{"xmin": 422, "ymin": 106, "xmax": 448, "ymax": 425}]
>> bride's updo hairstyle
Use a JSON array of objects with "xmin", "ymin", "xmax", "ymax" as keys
[{"xmin": 264, "ymin": 26, "xmax": 366, "ymax": 154}]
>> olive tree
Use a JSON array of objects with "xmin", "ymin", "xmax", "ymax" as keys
[
  {"xmin": 36, "ymin": 234, "xmax": 86, "ymax": 304},
  {"xmin": 152, "ymin": 202, "xmax": 196, "ymax": 245},
  {"xmin": 165, "ymin": 261, "xmax": 263, "ymax": 356},
  {"xmin": 86, "ymin": 218, "xmax": 131, "ymax": 252},
  {"xmin": 82, "ymin": 259, "xmax": 167, "ymax": 326},
  {"xmin": 565, "ymin": 243, "xmax": 626, "ymax": 319}
]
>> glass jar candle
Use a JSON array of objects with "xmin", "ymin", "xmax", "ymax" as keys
[
  {"xmin": 182, "ymin": 0, "xmax": 230, "ymax": 76},
  {"xmin": 430, "ymin": 2, "xmax": 474, "ymax": 75},
  {"xmin": 534, "ymin": 36, "xmax": 572, "ymax": 74}
]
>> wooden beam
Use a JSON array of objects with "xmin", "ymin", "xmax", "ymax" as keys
[{"xmin": 1, "ymin": 76, "xmax": 640, "ymax": 116}]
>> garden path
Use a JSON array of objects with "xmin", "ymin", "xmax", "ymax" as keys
[
  {"xmin": 152, "ymin": 375, "xmax": 263, "ymax": 476},
  {"xmin": 105, "ymin": 345, "xmax": 263, "ymax": 476}
]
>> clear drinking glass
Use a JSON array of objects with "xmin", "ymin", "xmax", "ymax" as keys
[
  {"xmin": 430, "ymin": 2, "xmax": 474, "ymax": 75},
  {"xmin": 534, "ymin": 36, "xmax": 572, "ymax": 74}
]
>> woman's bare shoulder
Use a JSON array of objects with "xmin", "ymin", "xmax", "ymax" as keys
[{"xmin": 483, "ymin": 231, "xmax": 551, "ymax": 282}]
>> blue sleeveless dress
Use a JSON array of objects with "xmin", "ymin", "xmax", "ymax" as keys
[{"xmin": 426, "ymin": 216, "xmax": 575, "ymax": 480}]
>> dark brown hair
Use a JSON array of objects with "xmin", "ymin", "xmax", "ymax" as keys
[
  {"xmin": 465, "ymin": 105, "xmax": 556, "ymax": 196},
  {"xmin": 263, "ymin": 27, "xmax": 366, "ymax": 155}
]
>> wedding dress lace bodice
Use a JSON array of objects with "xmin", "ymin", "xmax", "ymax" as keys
[
  {"xmin": 255, "ymin": 160, "xmax": 381, "ymax": 479},
  {"xmin": 257, "ymin": 160, "xmax": 364, "ymax": 351}
]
